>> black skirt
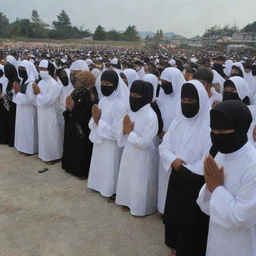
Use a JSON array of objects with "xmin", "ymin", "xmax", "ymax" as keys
[{"xmin": 164, "ymin": 166, "xmax": 209, "ymax": 256}]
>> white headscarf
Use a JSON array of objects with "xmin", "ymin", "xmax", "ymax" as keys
[
  {"xmin": 91, "ymin": 68, "xmax": 101, "ymax": 79},
  {"xmin": 232, "ymin": 62, "xmax": 245, "ymax": 77},
  {"xmin": 95, "ymin": 71, "xmax": 130, "ymax": 110},
  {"xmin": 0, "ymin": 64, "xmax": 8, "ymax": 95},
  {"xmin": 122, "ymin": 68, "xmax": 139, "ymax": 88},
  {"xmin": 143, "ymin": 74, "xmax": 158, "ymax": 102},
  {"xmin": 6, "ymin": 55, "xmax": 17, "ymax": 68},
  {"xmin": 160, "ymin": 80, "xmax": 211, "ymax": 174},
  {"xmin": 224, "ymin": 59, "xmax": 233, "ymax": 77},
  {"xmin": 225, "ymin": 76, "xmax": 250, "ymax": 101},
  {"xmin": 18, "ymin": 60, "xmax": 35, "ymax": 84},
  {"xmin": 70, "ymin": 60, "xmax": 89, "ymax": 71},
  {"xmin": 158, "ymin": 67, "xmax": 186, "ymax": 130}
]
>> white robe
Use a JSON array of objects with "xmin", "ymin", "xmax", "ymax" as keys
[
  {"xmin": 36, "ymin": 77, "xmax": 62, "ymax": 161},
  {"xmin": 87, "ymin": 92, "xmax": 127, "ymax": 197},
  {"xmin": 13, "ymin": 83, "xmax": 38, "ymax": 154},
  {"xmin": 116, "ymin": 104, "xmax": 158, "ymax": 216},
  {"xmin": 197, "ymin": 142, "xmax": 256, "ymax": 256},
  {"xmin": 56, "ymin": 69, "xmax": 74, "ymax": 144},
  {"xmin": 157, "ymin": 67, "xmax": 186, "ymax": 213}
]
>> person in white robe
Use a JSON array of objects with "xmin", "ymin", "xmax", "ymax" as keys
[
  {"xmin": 33, "ymin": 60, "xmax": 62, "ymax": 163},
  {"xmin": 197, "ymin": 100, "xmax": 256, "ymax": 256},
  {"xmin": 56, "ymin": 68, "xmax": 74, "ymax": 142},
  {"xmin": 156, "ymin": 67, "xmax": 186, "ymax": 214},
  {"xmin": 244, "ymin": 63, "xmax": 256, "ymax": 104},
  {"xmin": 159, "ymin": 80, "xmax": 211, "ymax": 255},
  {"xmin": 121, "ymin": 68, "xmax": 139, "ymax": 88},
  {"xmin": 134, "ymin": 60, "xmax": 146, "ymax": 79},
  {"xmin": 223, "ymin": 59, "xmax": 233, "ymax": 77},
  {"xmin": 12, "ymin": 60, "xmax": 38, "ymax": 154},
  {"xmin": 116, "ymin": 80, "xmax": 158, "ymax": 216},
  {"xmin": 87, "ymin": 70, "xmax": 127, "ymax": 198}
]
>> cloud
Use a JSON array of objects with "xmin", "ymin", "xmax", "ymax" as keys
[{"xmin": 1, "ymin": 0, "xmax": 255, "ymax": 37}]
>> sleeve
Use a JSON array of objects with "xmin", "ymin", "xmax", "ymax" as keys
[
  {"xmin": 127, "ymin": 112, "xmax": 158, "ymax": 150},
  {"xmin": 159, "ymin": 124, "xmax": 178, "ymax": 173},
  {"xmin": 97, "ymin": 103, "xmax": 127, "ymax": 142},
  {"xmin": 209, "ymin": 172, "xmax": 256, "ymax": 230},
  {"xmin": 184, "ymin": 135, "xmax": 212, "ymax": 175},
  {"xmin": 12, "ymin": 83, "xmax": 34, "ymax": 105},
  {"xmin": 36, "ymin": 83, "xmax": 61, "ymax": 108},
  {"xmin": 196, "ymin": 184, "xmax": 212, "ymax": 216}
]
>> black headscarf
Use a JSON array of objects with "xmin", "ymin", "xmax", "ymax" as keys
[
  {"xmin": 210, "ymin": 100, "xmax": 252, "ymax": 153},
  {"xmin": 223, "ymin": 79, "xmax": 250, "ymax": 105},
  {"xmin": 101, "ymin": 70, "xmax": 119, "ymax": 89},
  {"xmin": 231, "ymin": 66, "xmax": 244, "ymax": 78},
  {"xmin": 4, "ymin": 64, "xmax": 19, "ymax": 102},
  {"xmin": 180, "ymin": 83, "xmax": 200, "ymax": 118},
  {"xmin": 129, "ymin": 80, "xmax": 153, "ymax": 112}
]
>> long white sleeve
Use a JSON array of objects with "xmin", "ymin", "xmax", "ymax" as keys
[
  {"xmin": 159, "ymin": 127, "xmax": 177, "ymax": 173},
  {"xmin": 127, "ymin": 115, "xmax": 158, "ymax": 150},
  {"xmin": 209, "ymin": 176, "xmax": 256, "ymax": 230},
  {"xmin": 98, "ymin": 103, "xmax": 126, "ymax": 142},
  {"xmin": 36, "ymin": 83, "xmax": 61, "ymax": 108}
]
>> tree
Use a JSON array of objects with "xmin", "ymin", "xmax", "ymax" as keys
[
  {"xmin": 31, "ymin": 10, "xmax": 41, "ymax": 23},
  {"xmin": 122, "ymin": 25, "xmax": 140, "ymax": 42},
  {"xmin": 93, "ymin": 25, "xmax": 106, "ymax": 41},
  {"xmin": 242, "ymin": 21, "xmax": 256, "ymax": 32},
  {"xmin": 106, "ymin": 29, "xmax": 123, "ymax": 41},
  {"xmin": 0, "ymin": 12, "xmax": 9, "ymax": 38},
  {"xmin": 51, "ymin": 10, "xmax": 72, "ymax": 39},
  {"xmin": 30, "ymin": 10, "xmax": 48, "ymax": 38},
  {"xmin": 8, "ymin": 18, "xmax": 33, "ymax": 38},
  {"xmin": 203, "ymin": 24, "xmax": 238, "ymax": 38}
]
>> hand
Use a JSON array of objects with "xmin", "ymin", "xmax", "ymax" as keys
[
  {"xmin": 158, "ymin": 131, "xmax": 166, "ymax": 139},
  {"xmin": 32, "ymin": 82, "xmax": 40, "ymax": 95},
  {"xmin": 66, "ymin": 95, "xmax": 75, "ymax": 111},
  {"xmin": 92, "ymin": 104, "xmax": 101, "ymax": 125},
  {"xmin": 204, "ymin": 155, "xmax": 224, "ymax": 192},
  {"xmin": 123, "ymin": 114, "xmax": 134, "ymax": 135},
  {"xmin": 253, "ymin": 126, "xmax": 256, "ymax": 142},
  {"xmin": 13, "ymin": 82, "xmax": 21, "ymax": 94},
  {"xmin": 212, "ymin": 100, "xmax": 221, "ymax": 109},
  {"xmin": 171, "ymin": 158, "xmax": 187, "ymax": 171}
]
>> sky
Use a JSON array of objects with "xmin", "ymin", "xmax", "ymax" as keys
[{"xmin": 1, "ymin": 0, "xmax": 256, "ymax": 38}]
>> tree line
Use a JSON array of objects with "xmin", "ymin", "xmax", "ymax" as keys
[{"xmin": 0, "ymin": 10, "xmax": 140, "ymax": 42}]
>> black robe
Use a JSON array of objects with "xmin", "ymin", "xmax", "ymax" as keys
[
  {"xmin": 0, "ymin": 97, "xmax": 9, "ymax": 145},
  {"xmin": 62, "ymin": 87, "xmax": 98, "ymax": 179},
  {"xmin": 164, "ymin": 146, "xmax": 218, "ymax": 256},
  {"xmin": 164, "ymin": 167, "xmax": 209, "ymax": 256},
  {"xmin": 151, "ymin": 101, "xmax": 163, "ymax": 135}
]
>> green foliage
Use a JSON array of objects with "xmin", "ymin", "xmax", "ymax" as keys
[
  {"xmin": 93, "ymin": 25, "xmax": 106, "ymax": 40},
  {"xmin": 242, "ymin": 21, "xmax": 256, "ymax": 32},
  {"xmin": 203, "ymin": 24, "xmax": 239, "ymax": 38},
  {"xmin": 0, "ymin": 12, "xmax": 9, "ymax": 38},
  {"xmin": 0, "ymin": 10, "xmax": 140, "ymax": 41},
  {"xmin": 122, "ymin": 25, "xmax": 140, "ymax": 41},
  {"xmin": 93, "ymin": 25, "xmax": 140, "ymax": 42}
]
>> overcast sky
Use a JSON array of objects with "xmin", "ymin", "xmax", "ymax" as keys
[{"xmin": 1, "ymin": 0, "xmax": 256, "ymax": 37}]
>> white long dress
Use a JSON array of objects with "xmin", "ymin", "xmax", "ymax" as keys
[
  {"xmin": 87, "ymin": 92, "xmax": 127, "ymax": 197},
  {"xmin": 13, "ymin": 83, "xmax": 38, "ymax": 154},
  {"xmin": 36, "ymin": 76, "xmax": 62, "ymax": 161},
  {"xmin": 13, "ymin": 60, "xmax": 38, "ymax": 154},
  {"xmin": 116, "ymin": 104, "xmax": 158, "ymax": 216},
  {"xmin": 197, "ymin": 142, "xmax": 256, "ymax": 256}
]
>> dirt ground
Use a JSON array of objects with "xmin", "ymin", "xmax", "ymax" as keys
[{"xmin": 0, "ymin": 145, "xmax": 169, "ymax": 256}]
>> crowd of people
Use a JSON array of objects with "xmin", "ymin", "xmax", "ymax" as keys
[{"xmin": 0, "ymin": 45, "xmax": 256, "ymax": 256}]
